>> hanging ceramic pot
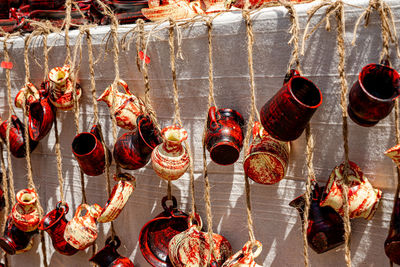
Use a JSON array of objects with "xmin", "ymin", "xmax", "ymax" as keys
[
  {"xmin": 319, "ymin": 161, "xmax": 382, "ymax": 220},
  {"xmin": 38, "ymin": 202, "xmax": 79, "ymax": 256},
  {"xmin": 290, "ymin": 183, "xmax": 345, "ymax": 254},
  {"xmin": 151, "ymin": 125, "xmax": 190, "ymax": 181},
  {"xmin": 89, "ymin": 235, "xmax": 134, "ymax": 267},
  {"xmin": 97, "ymin": 79, "xmax": 146, "ymax": 131},
  {"xmin": 14, "ymin": 82, "xmax": 40, "ymax": 109},
  {"xmin": 97, "ymin": 173, "xmax": 136, "ymax": 223},
  {"xmin": 47, "ymin": 64, "xmax": 82, "ymax": 111},
  {"xmin": 139, "ymin": 196, "xmax": 189, "ymax": 267},
  {"xmin": 221, "ymin": 240, "xmax": 263, "ymax": 267},
  {"xmin": 385, "ymin": 197, "xmax": 400, "ymax": 264},
  {"xmin": 0, "ymin": 172, "xmax": 5, "ymax": 212},
  {"xmin": 385, "ymin": 144, "xmax": 400, "ymax": 168},
  {"xmin": 64, "ymin": 203, "xmax": 102, "ymax": 250},
  {"xmin": 243, "ymin": 121, "xmax": 290, "ymax": 185},
  {"xmin": 0, "ymin": 115, "xmax": 39, "ymax": 158},
  {"xmin": 168, "ymin": 213, "xmax": 232, "ymax": 267},
  {"xmin": 114, "ymin": 114, "xmax": 162, "ymax": 170},
  {"xmin": 11, "ymin": 189, "xmax": 40, "ymax": 232}
]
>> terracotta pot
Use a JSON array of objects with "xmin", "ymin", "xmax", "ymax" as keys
[
  {"xmin": 11, "ymin": 189, "xmax": 40, "ymax": 232},
  {"xmin": 385, "ymin": 197, "xmax": 400, "ymax": 264},
  {"xmin": 320, "ymin": 161, "xmax": 382, "ymax": 220},
  {"xmin": 222, "ymin": 240, "xmax": 262, "ymax": 267},
  {"xmin": 168, "ymin": 213, "xmax": 232, "ymax": 267},
  {"xmin": 151, "ymin": 125, "xmax": 190, "ymax": 181},
  {"xmin": 98, "ymin": 79, "xmax": 145, "ymax": 131},
  {"xmin": 141, "ymin": 0, "xmax": 203, "ymax": 22},
  {"xmin": 243, "ymin": 121, "xmax": 290, "ymax": 185},
  {"xmin": 205, "ymin": 106, "xmax": 245, "ymax": 165},
  {"xmin": 290, "ymin": 184, "xmax": 344, "ymax": 254},
  {"xmin": 38, "ymin": 202, "xmax": 78, "ymax": 256},
  {"xmin": 64, "ymin": 203, "xmax": 102, "ymax": 250},
  {"xmin": 14, "ymin": 82, "xmax": 40, "ymax": 109},
  {"xmin": 97, "ymin": 173, "xmax": 136, "ymax": 223},
  {"xmin": 260, "ymin": 69, "xmax": 322, "ymax": 142},
  {"xmin": 139, "ymin": 196, "xmax": 189, "ymax": 267},
  {"xmin": 89, "ymin": 236, "xmax": 134, "ymax": 267},
  {"xmin": 114, "ymin": 115, "xmax": 162, "ymax": 170}
]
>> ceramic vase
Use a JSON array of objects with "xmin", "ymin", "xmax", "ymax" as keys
[{"xmin": 11, "ymin": 189, "xmax": 40, "ymax": 232}]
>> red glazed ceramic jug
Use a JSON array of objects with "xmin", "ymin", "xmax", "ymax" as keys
[
  {"xmin": 385, "ymin": 197, "xmax": 400, "ymax": 265},
  {"xmin": 11, "ymin": 189, "xmax": 40, "ymax": 232},
  {"xmin": 222, "ymin": 240, "xmax": 263, "ymax": 267},
  {"xmin": 139, "ymin": 196, "xmax": 189, "ymax": 267},
  {"xmin": 38, "ymin": 202, "xmax": 78, "ymax": 256},
  {"xmin": 205, "ymin": 106, "xmax": 245, "ymax": 165},
  {"xmin": 89, "ymin": 236, "xmax": 134, "ymax": 267},
  {"xmin": 260, "ymin": 70, "xmax": 322, "ymax": 142}
]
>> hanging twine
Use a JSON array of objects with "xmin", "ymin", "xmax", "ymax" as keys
[
  {"xmin": 64, "ymin": 0, "xmax": 73, "ymax": 65},
  {"xmin": 0, "ymin": 140, "xmax": 9, "ymax": 236}
]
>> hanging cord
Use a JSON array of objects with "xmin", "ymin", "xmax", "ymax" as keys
[
  {"xmin": 0, "ymin": 140, "xmax": 9, "ymax": 266},
  {"xmin": 64, "ymin": 0, "xmax": 73, "ymax": 65}
]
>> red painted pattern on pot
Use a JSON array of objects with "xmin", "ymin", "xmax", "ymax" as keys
[
  {"xmin": 14, "ymin": 82, "xmax": 40, "ymax": 109},
  {"xmin": 243, "ymin": 121, "xmax": 290, "ymax": 185},
  {"xmin": 152, "ymin": 125, "xmax": 189, "ymax": 181},
  {"xmin": 385, "ymin": 197, "xmax": 400, "ymax": 264},
  {"xmin": 64, "ymin": 203, "xmax": 102, "ymax": 250},
  {"xmin": 168, "ymin": 214, "xmax": 232, "ymax": 266},
  {"xmin": 348, "ymin": 62, "xmax": 400, "ymax": 127},
  {"xmin": 11, "ymin": 189, "xmax": 40, "ymax": 232},
  {"xmin": 98, "ymin": 79, "xmax": 145, "ymax": 131},
  {"xmin": 385, "ymin": 144, "xmax": 400, "ymax": 169},
  {"xmin": 260, "ymin": 70, "xmax": 322, "ymax": 142},
  {"xmin": 222, "ymin": 240, "xmax": 262, "ymax": 267},
  {"xmin": 141, "ymin": 0, "xmax": 204, "ymax": 22},
  {"xmin": 97, "ymin": 173, "xmax": 136, "ymax": 223},
  {"xmin": 90, "ymin": 236, "xmax": 134, "ymax": 267},
  {"xmin": 47, "ymin": 65, "xmax": 82, "ymax": 111},
  {"xmin": 205, "ymin": 106, "xmax": 245, "ymax": 165},
  {"xmin": 320, "ymin": 161, "xmax": 382, "ymax": 220},
  {"xmin": 225, "ymin": 0, "xmax": 311, "ymax": 9},
  {"xmin": 38, "ymin": 202, "xmax": 78, "ymax": 256}
]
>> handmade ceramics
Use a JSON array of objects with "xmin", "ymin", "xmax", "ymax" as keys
[
  {"xmin": 0, "ymin": 215, "xmax": 38, "ymax": 255},
  {"xmin": 320, "ymin": 161, "xmax": 382, "ymax": 220},
  {"xmin": 11, "ymin": 189, "xmax": 40, "ymax": 232},
  {"xmin": 113, "ymin": 0, "xmax": 147, "ymax": 24},
  {"xmin": 139, "ymin": 196, "xmax": 189, "ymax": 267},
  {"xmin": 385, "ymin": 143, "xmax": 400, "ymax": 168},
  {"xmin": 72, "ymin": 125, "xmax": 110, "ymax": 176},
  {"xmin": 243, "ymin": 121, "xmax": 290, "ymax": 185},
  {"xmin": 168, "ymin": 213, "xmax": 232, "ymax": 267},
  {"xmin": 14, "ymin": 82, "xmax": 40, "ymax": 109},
  {"xmin": 64, "ymin": 203, "xmax": 102, "ymax": 250},
  {"xmin": 151, "ymin": 125, "xmax": 189, "ymax": 181},
  {"xmin": 260, "ymin": 69, "xmax": 322, "ymax": 142},
  {"xmin": 97, "ymin": 79, "xmax": 145, "ymax": 131},
  {"xmin": 290, "ymin": 184, "xmax": 344, "ymax": 254},
  {"xmin": 38, "ymin": 202, "xmax": 79, "ymax": 256},
  {"xmin": 0, "ymin": 115, "xmax": 39, "ymax": 158},
  {"xmin": 385, "ymin": 197, "xmax": 400, "ymax": 264},
  {"xmin": 114, "ymin": 115, "xmax": 162, "ymax": 170},
  {"xmin": 222, "ymin": 240, "xmax": 263, "ymax": 267},
  {"xmin": 97, "ymin": 173, "xmax": 136, "ymax": 223},
  {"xmin": 89, "ymin": 236, "xmax": 134, "ymax": 267},
  {"xmin": 348, "ymin": 62, "xmax": 400, "ymax": 126},
  {"xmin": 205, "ymin": 106, "xmax": 245, "ymax": 165},
  {"xmin": 224, "ymin": 0, "xmax": 312, "ymax": 9},
  {"xmin": 47, "ymin": 64, "xmax": 82, "ymax": 111},
  {"xmin": 141, "ymin": 0, "xmax": 204, "ymax": 22}
]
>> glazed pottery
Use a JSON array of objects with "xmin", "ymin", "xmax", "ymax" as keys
[
  {"xmin": 139, "ymin": 196, "xmax": 189, "ymax": 267},
  {"xmin": 385, "ymin": 197, "xmax": 400, "ymax": 264},
  {"xmin": 0, "ymin": 215, "xmax": 38, "ymax": 255},
  {"xmin": 385, "ymin": 144, "xmax": 400, "ymax": 168},
  {"xmin": 320, "ymin": 161, "xmax": 382, "ymax": 220},
  {"xmin": 14, "ymin": 82, "xmax": 40, "ymax": 109},
  {"xmin": 97, "ymin": 173, "xmax": 136, "ymax": 223},
  {"xmin": 114, "ymin": 115, "xmax": 162, "ymax": 170},
  {"xmin": 201, "ymin": 0, "xmax": 227, "ymax": 13},
  {"xmin": 243, "ymin": 121, "xmax": 290, "ymax": 185},
  {"xmin": 97, "ymin": 79, "xmax": 145, "ymax": 131},
  {"xmin": 290, "ymin": 184, "xmax": 344, "ymax": 254},
  {"xmin": 47, "ymin": 64, "xmax": 82, "ymax": 111},
  {"xmin": 260, "ymin": 69, "xmax": 322, "ymax": 142},
  {"xmin": 141, "ymin": 0, "xmax": 204, "ymax": 21},
  {"xmin": 38, "ymin": 202, "xmax": 79, "ymax": 256},
  {"xmin": 64, "ymin": 203, "xmax": 102, "ymax": 250},
  {"xmin": 27, "ymin": 0, "xmax": 65, "ymax": 10},
  {"xmin": 151, "ymin": 125, "xmax": 189, "ymax": 181},
  {"xmin": 11, "ymin": 189, "xmax": 40, "ymax": 232},
  {"xmin": 168, "ymin": 213, "xmax": 232, "ymax": 267},
  {"xmin": 72, "ymin": 125, "xmax": 110, "ymax": 176},
  {"xmin": 348, "ymin": 62, "xmax": 400, "ymax": 126},
  {"xmin": 89, "ymin": 236, "xmax": 134, "ymax": 267},
  {"xmin": 0, "ymin": 115, "xmax": 39, "ymax": 158},
  {"xmin": 205, "ymin": 106, "xmax": 245, "ymax": 165},
  {"xmin": 224, "ymin": 0, "xmax": 311, "ymax": 9},
  {"xmin": 0, "ymin": 172, "xmax": 5, "ymax": 212},
  {"xmin": 221, "ymin": 240, "xmax": 263, "ymax": 267},
  {"xmin": 0, "ymin": 1, "xmax": 9, "ymax": 19}
]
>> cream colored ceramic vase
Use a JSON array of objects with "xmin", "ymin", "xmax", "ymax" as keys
[
  {"xmin": 11, "ymin": 189, "xmax": 40, "ymax": 232},
  {"xmin": 320, "ymin": 161, "xmax": 382, "ymax": 220},
  {"xmin": 14, "ymin": 82, "xmax": 40, "ymax": 109},
  {"xmin": 151, "ymin": 125, "xmax": 190, "ymax": 181},
  {"xmin": 222, "ymin": 240, "xmax": 263, "ymax": 267}
]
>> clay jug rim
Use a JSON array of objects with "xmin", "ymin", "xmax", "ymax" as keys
[
  {"xmin": 71, "ymin": 132, "xmax": 98, "ymax": 157},
  {"xmin": 287, "ymin": 76, "xmax": 323, "ymax": 109},
  {"xmin": 38, "ymin": 204, "xmax": 67, "ymax": 231},
  {"xmin": 137, "ymin": 115, "xmax": 162, "ymax": 149}
]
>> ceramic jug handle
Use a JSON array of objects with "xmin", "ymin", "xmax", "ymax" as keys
[
  {"xmin": 251, "ymin": 240, "xmax": 263, "ymax": 258},
  {"xmin": 105, "ymin": 235, "xmax": 121, "ymax": 249},
  {"xmin": 56, "ymin": 201, "xmax": 69, "ymax": 215},
  {"xmin": 208, "ymin": 106, "xmax": 218, "ymax": 130},
  {"xmin": 188, "ymin": 212, "xmax": 203, "ymax": 230},
  {"xmin": 162, "ymin": 195, "xmax": 177, "ymax": 211},
  {"xmin": 118, "ymin": 79, "xmax": 133, "ymax": 96},
  {"xmin": 283, "ymin": 69, "xmax": 300, "ymax": 84}
]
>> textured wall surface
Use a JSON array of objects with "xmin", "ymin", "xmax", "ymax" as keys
[{"xmin": 0, "ymin": 0, "xmax": 399, "ymax": 266}]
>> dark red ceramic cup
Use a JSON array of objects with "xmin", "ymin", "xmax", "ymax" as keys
[
  {"xmin": 28, "ymin": 96, "xmax": 55, "ymax": 142},
  {"xmin": 72, "ymin": 125, "xmax": 108, "ymax": 176},
  {"xmin": 205, "ymin": 106, "xmax": 245, "ymax": 165},
  {"xmin": 348, "ymin": 63, "xmax": 400, "ymax": 127},
  {"xmin": 89, "ymin": 236, "xmax": 134, "ymax": 267},
  {"xmin": 260, "ymin": 70, "xmax": 322, "ymax": 142},
  {"xmin": 27, "ymin": 0, "xmax": 66, "ymax": 10},
  {"xmin": 385, "ymin": 197, "xmax": 400, "ymax": 264},
  {"xmin": 0, "ymin": 0, "xmax": 9, "ymax": 19}
]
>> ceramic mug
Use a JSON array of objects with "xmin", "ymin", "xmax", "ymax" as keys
[{"xmin": 89, "ymin": 236, "xmax": 134, "ymax": 267}]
